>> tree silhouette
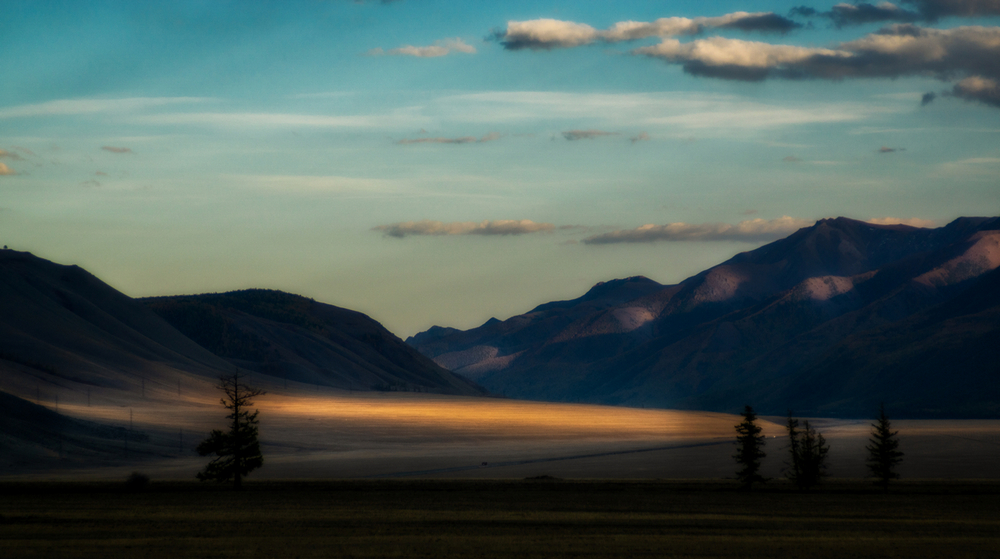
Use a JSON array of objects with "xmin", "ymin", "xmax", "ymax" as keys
[
  {"xmin": 197, "ymin": 372, "xmax": 266, "ymax": 489},
  {"xmin": 866, "ymin": 403, "xmax": 903, "ymax": 491},
  {"xmin": 733, "ymin": 405, "xmax": 767, "ymax": 489},
  {"xmin": 785, "ymin": 412, "xmax": 829, "ymax": 490}
]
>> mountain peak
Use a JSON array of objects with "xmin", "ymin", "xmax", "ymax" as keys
[{"xmin": 530, "ymin": 276, "xmax": 663, "ymax": 313}]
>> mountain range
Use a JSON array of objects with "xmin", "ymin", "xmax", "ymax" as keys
[
  {"xmin": 408, "ymin": 217, "xmax": 1000, "ymax": 418},
  {"xmin": 0, "ymin": 249, "xmax": 482, "ymax": 405}
]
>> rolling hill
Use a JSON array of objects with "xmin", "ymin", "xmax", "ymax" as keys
[{"xmin": 0, "ymin": 249, "xmax": 482, "ymax": 403}]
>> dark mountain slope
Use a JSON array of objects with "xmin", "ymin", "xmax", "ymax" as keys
[
  {"xmin": 0, "ymin": 250, "xmax": 482, "ymax": 401},
  {"xmin": 405, "ymin": 276, "xmax": 664, "ymax": 380},
  {"xmin": 143, "ymin": 290, "xmax": 483, "ymax": 395},
  {"xmin": 410, "ymin": 217, "xmax": 1000, "ymax": 417},
  {"xmin": 0, "ymin": 390, "xmax": 145, "ymax": 472},
  {"xmin": 0, "ymin": 250, "xmax": 230, "ymax": 392}
]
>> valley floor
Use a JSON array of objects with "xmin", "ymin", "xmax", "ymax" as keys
[
  {"xmin": 1, "ymin": 480, "xmax": 999, "ymax": 559},
  {"xmin": 5, "ymin": 386, "xmax": 1000, "ymax": 481}
]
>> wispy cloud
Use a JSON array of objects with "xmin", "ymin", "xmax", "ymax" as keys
[
  {"xmin": 868, "ymin": 217, "xmax": 936, "ymax": 227},
  {"xmin": 877, "ymin": 146, "xmax": 904, "ymax": 153},
  {"xmin": 367, "ymin": 38, "xmax": 476, "ymax": 57},
  {"xmin": 0, "ymin": 149, "xmax": 24, "ymax": 160},
  {"xmin": 226, "ymin": 174, "xmax": 402, "ymax": 194},
  {"xmin": 562, "ymin": 129, "xmax": 618, "ymax": 141},
  {"xmin": 630, "ymin": 132, "xmax": 651, "ymax": 143},
  {"xmin": 0, "ymin": 163, "xmax": 16, "ymax": 176},
  {"xmin": 135, "ymin": 111, "xmax": 429, "ymax": 129},
  {"xmin": 439, "ymin": 91, "xmax": 886, "ymax": 130},
  {"xmin": 582, "ymin": 216, "xmax": 813, "ymax": 244},
  {"xmin": 101, "ymin": 146, "xmax": 132, "ymax": 154},
  {"xmin": 374, "ymin": 219, "xmax": 555, "ymax": 238},
  {"xmin": 0, "ymin": 97, "xmax": 210, "ymax": 118},
  {"xmin": 398, "ymin": 132, "xmax": 502, "ymax": 144},
  {"xmin": 494, "ymin": 12, "xmax": 800, "ymax": 51}
]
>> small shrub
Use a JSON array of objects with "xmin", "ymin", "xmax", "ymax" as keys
[{"xmin": 125, "ymin": 471, "xmax": 150, "ymax": 492}]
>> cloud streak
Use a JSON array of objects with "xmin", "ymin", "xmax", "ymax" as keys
[
  {"xmin": 495, "ymin": 12, "xmax": 800, "ymax": 51},
  {"xmin": 0, "ymin": 163, "xmax": 16, "ymax": 176},
  {"xmin": 0, "ymin": 97, "xmax": 209, "ymax": 118},
  {"xmin": 868, "ymin": 217, "xmax": 936, "ymax": 227},
  {"xmin": 367, "ymin": 38, "xmax": 476, "ymax": 57},
  {"xmin": 582, "ymin": 216, "xmax": 814, "ymax": 244},
  {"xmin": 101, "ymin": 146, "xmax": 132, "ymax": 154},
  {"xmin": 562, "ymin": 129, "xmax": 618, "ymax": 141},
  {"xmin": 374, "ymin": 219, "xmax": 555, "ymax": 238},
  {"xmin": 398, "ymin": 132, "xmax": 502, "ymax": 144}
]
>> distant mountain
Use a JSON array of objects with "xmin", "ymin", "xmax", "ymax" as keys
[
  {"xmin": 408, "ymin": 217, "xmax": 1000, "ymax": 418},
  {"xmin": 142, "ymin": 290, "xmax": 482, "ymax": 395}
]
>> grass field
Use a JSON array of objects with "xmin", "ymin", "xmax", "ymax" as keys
[
  {"xmin": 10, "ymin": 388, "xmax": 1000, "ymax": 481},
  {"xmin": 2, "ymin": 480, "xmax": 999, "ymax": 558}
]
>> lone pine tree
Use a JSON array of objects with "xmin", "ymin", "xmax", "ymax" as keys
[
  {"xmin": 733, "ymin": 405, "xmax": 767, "ymax": 489},
  {"xmin": 867, "ymin": 403, "xmax": 903, "ymax": 491},
  {"xmin": 197, "ymin": 372, "xmax": 266, "ymax": 489},
  {"xmin": 785, "ymin": 412, "xmax": 829, "ymax": 491}
]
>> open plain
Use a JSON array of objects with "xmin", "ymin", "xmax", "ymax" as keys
[
  {"xmin": 2, "ymin": 480, "xmax": 999, "ymax": 559},
  {"xmin": 6, "ymin": 382, "xmax": 1000, "ymax": 482}
]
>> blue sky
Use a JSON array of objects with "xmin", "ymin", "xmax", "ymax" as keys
[{"xmin": 2, "ymin": 0, "xmax": 999, "ymax": 336}]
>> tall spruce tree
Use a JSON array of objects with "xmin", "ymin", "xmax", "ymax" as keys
[
  {"xmin": 733, "ymin": 405, "xmax": 767, "ymax": 489},
  {"xmin": 785, "ymin": 413, "xmax": 829, "ymax": 491},
  {"xmin": 197, "ymin": 372, "xmax": 266, "ymax": 489},
  {"xmin": 785, "ymin": 412, "xmax": 802, "ymax": 485},
  {"xmin": 866, "ymin": 403, "xmax": 903, "ymax": 491}
]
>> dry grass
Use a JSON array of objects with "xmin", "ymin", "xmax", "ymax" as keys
[
  {"xmin": 7, "ymin": 388, "xmax": 1000, "ymax": 481},
  {"xmin": 1, "ymin": 480, "xmax": 999, "ymax": 559}
]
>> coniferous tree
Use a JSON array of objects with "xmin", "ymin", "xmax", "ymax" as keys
[
  {"xmin": 733, "ymin": 405, "xmax": 767, "ymax": 489},
  {"xmin": 197, "ymin": 372, "xmax": 266, "ymax": 489},
  {"xmin": 786, "ymin": 412, "xmax": 830, "ymax": 490},
  {"xmin": 866, "ymin": 403, "xmax": 903, "ymax": 491},
  {"xmin": 785, "ymin": 412, "xmax": 802, "ymax": 484}
]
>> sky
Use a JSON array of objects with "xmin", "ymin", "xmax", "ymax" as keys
[{"xmin": 2, "ymin": 0, "xmax": 999, "ymax": 337}]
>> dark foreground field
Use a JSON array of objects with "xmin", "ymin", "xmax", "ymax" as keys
[{"xmin": 2, "ymin": 480, "xmax": 999, "ymax": 558}]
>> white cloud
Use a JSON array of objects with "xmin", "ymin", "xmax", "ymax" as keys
[
  {"xmin": 632, "ymin": 25, "xmax": 1000, "ymax": 87},
  {"xmin": 374, "ymin": 219, "xmax": 555, "ymax": 238},
  {"xmin": 0, "ymin": 97, "xmax": 210, "ymax": 118},
  {"xmin": 499, "ymin": 19, "xmax": 600, "ymax": 50},
  {"xmin": 497, "ymin": 12, "xmax": 800, "ymax": 50},
  {"xmin": 583, "ymin": 216, "xmax": 813, "ymax": 244},
  {"xmin": 634, "ymin": 37, "xmax": 846, "ymax": 69},
  {"xmin": 867, "ymin": 217, "xmax": 937, "ymax": 227},
  {"xmin": 368, "ymin": 38, "xmax": 477, "ymax": 57}
]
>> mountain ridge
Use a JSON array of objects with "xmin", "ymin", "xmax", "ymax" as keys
[{"xmin": 408, "ymin": 216, "xmax": 1000, "ymax": 417}]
